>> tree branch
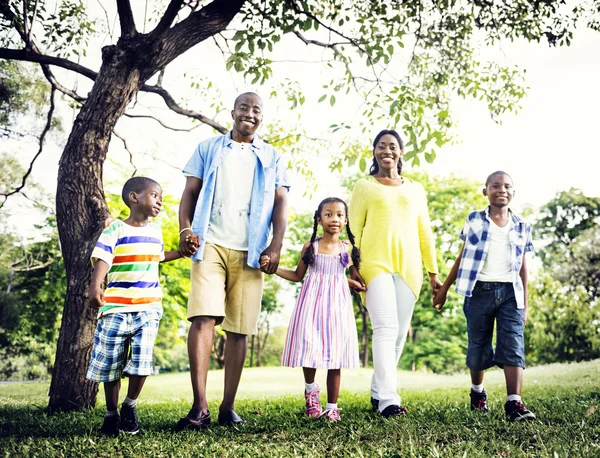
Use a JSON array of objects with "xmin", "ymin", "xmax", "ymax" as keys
[
  {"xmin": 0, "ymin": 48, "xmax": 99, "ymax": 81},
  {"xmin": 151, "ymin": 0, "xmax": 185, "ymax": 37},
  {"xmin": 116, "ymin": 0, "xmax": 137, "ymax": 37},
  {"xmin": 123, "ymin": 113, "xmax": 201, "ymax": 132},
  {"xmin": 112, "ymin": 129, "xmax": 138, "ymax": 175},
  {"xmin": 0, "ymin": 88, "xmax": 56, "ymax": 208},
  {"xmin": 140, "ymin": 85, "xmax": 228, "ymax": 134}
]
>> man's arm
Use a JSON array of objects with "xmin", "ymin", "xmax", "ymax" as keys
[
  {"xmin": 179, "ymin": 176, "xmax": 202, "ymax": 257},
  {"xmin": 261, "ymin": 187, "xmax": 288, "ymax": 274}
]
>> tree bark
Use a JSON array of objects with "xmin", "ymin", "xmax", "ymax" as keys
[{"xmin": 359, "ymin": 304, "xmax": 369, "ymax": 368}]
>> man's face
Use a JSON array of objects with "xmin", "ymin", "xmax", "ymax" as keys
[{"xmin": 231, "ymin": 94, "xmax": 263, "ymax": 138}]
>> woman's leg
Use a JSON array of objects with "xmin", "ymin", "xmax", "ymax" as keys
[
  {"xmin": 391, "ymin": 275, "xmax": 417, "ymax": 369},
  {"xmin": 366, "ymin": 273, "xmax": 401, "ymax": 411}
]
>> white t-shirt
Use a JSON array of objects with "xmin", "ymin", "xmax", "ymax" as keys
[
  {"xmin": 206, "ymin": 141, "xmax": 256, "ymax": 250},
  {"xmin": 478, "ymin": 220, "xmax": 513, "ymax": 282}
]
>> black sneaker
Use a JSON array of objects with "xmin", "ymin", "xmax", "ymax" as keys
[
  {"xmin": 504, "ymin": 400, "xmax": 536, "ymax": 422},
  {"xmin": 100, "ymin": 414, "xmax": 120, "ymax": 436},
  {"xmin": 470, "ymin": 389, "xmax": 489, "ymax": 412},
  {"xmin": 380, "ymin": 404, "xmax": 407, "ymax": 418},
  {"xmin": 120, "ymin": 404, "xmax": 140, "ymax": 435}
]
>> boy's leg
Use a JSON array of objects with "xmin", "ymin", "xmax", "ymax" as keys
[
  {"xmin": 104, "ymin": 380, "xmax": 121, "ymax": 412},
  {"xmin": 470, "ymin": 369, "xmax": 485, "ymax": 386},
  {"xmin": 504, "ymin": 365, "xmax": 523, "ymax": 396}
]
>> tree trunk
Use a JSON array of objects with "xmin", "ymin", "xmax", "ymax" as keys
[
  {"xmin": 49, "ymin": 40, "xmax": 147, "ymax": 412},
  {"xmin": 256, "ymin": 319, "xmax": 269, "ymax": 367},
  {"xmin": 249, "ymin": 335, "xmax": 255, "ymax": 367},
  {"xmin": 357, "ymin": 300, "xmax": 370, "ymax": 368}
]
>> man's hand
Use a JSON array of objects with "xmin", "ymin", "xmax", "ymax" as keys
[
  {"xmin": 260, "ymin": 244, "xmax": 282, "ymax": 274},
  {"xmin": 179, "ymin": 230, "xmax": 200, "ymax": 257},
  {"xmin": 89, "ymin": 286, "xmax": 105, "ymax": 308}
]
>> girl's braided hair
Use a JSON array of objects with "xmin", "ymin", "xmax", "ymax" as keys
[{"xmin": 301, "ymin": 197, "xmax": 360, "ymax": 269}]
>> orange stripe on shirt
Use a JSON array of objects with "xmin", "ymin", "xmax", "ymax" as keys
[
  {"xmin": 112, "ymin": 254, "xmax": 161, "ymax": 264},
  {"xmin": 104, "ymin": 296, "xmax": 162, "ymax": 305}
]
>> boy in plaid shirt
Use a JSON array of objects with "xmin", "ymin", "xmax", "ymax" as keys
[
  {"xmin": 433, "ymin": 171, "xmax": 536, "ymax": 422},
  {"xmin": 86, "ymin": 177, "xmax": 190, "ymax": 435}
]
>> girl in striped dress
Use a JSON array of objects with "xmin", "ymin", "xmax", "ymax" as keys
[{"xmin": 261, "ymin": 197, "xmax": 364, "ymax": 421}]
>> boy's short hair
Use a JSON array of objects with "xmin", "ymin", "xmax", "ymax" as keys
[
  {"xmin": 122, "ymin": 176, "xmax": 160, "ymax": 208},
  {"xmin": 485, "ymin": 170, "xmax": 512, "ymax": 186}
]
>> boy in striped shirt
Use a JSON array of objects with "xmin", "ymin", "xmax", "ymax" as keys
[{"xmin": 86, "ymin": 177, "xmax": 189, "ymax": 436}]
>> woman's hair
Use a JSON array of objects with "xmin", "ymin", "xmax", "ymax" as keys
[
  {"xmin": 369, "ymin": 129, "xmax": 404, "ymax": 176},
  {"xmin": 301, "ymin": 197, "xmax": 361, "ymax": 269}
]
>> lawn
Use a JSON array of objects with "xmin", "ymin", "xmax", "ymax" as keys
[{"xmin": 1, "ymin": 360, "xmax": 599, "ymax": 457}]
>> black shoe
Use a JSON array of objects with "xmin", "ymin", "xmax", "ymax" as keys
[
  {"xmin": 505, "ymin": 400, "xmax": 536, "ymax": 422},
  {"xmin": 218, "ymin": 409, "xmax": 246, "ymax": 426},
  {"xmin": 380, "ymin": 404, "xmax": 408, "ymax": 418},
  {"xmin": 120, "ymin": 404, "xmax": 140, "ymax": 435},
  {"xmin": 176, "ymin": 408, "xmax": 211, "ymax": 430},
  {"xmin": 100, "ymin": 414, "xmax": 120, "ymax": 436},
  {"xmin": 370, "ymin": 397, "xmax": 379, "ymax": 412},
  {"xmin": 470, "ymin": 389, "xmax": 489, "ymax": 412}
]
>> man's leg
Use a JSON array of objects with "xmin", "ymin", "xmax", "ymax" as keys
[
  {"xmin": 220, "ymin": 330, "xmax": 248, "ymax": 414},
  {"xmin": 189, "ymin": 316, "xmax": 217, "ymax": 413}
]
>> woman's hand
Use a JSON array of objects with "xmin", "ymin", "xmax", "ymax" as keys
[
  {"xmin": 349, "ymin": 267, "xmax": 366, "ymax": 294},
  {"xmin": 429, "ymin": 273, "xmax": 442, "ymax": 296}
]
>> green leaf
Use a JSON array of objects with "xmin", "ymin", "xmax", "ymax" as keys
[
  {"xmin": 359, "ymin": 157, "xmax": 366, "ymax": 172},
  {"xmin": 330, "ymin": 95, "xmax": 336, "ymax": 106},
  {"xmin": 318, "ymin": 94, "xmax": 327, "ymax": 103}
]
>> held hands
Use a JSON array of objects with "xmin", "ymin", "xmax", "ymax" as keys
[
  {"xmin": 179, "ymin": 229, "xmax": 200, "ymax": 257},
  {"xmin": 432, "ymin": 288, "xmax": 447, "ymax": 312},
  {"xmin": 429, "ymin": 273, "xmax": 444, "ymax": 312},
  {"xmin": 89, "ymin": 285, "xmax": 105, "ymax": 308},
  {"xmin": 260, "ymin": 244, "xmax": 281, "ymax": 274},
  {"xmin": 349, "ymin": 267, "xmax": 366, "ymax": 294}
]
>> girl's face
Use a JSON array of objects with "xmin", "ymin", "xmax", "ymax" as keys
[
  {"xmin": 318, "ymin": 202, "xmax": 347, "ymax": 235},
  {"xmin": 373, "ymin": 134, "xmax": 403, "ymax": 171}
]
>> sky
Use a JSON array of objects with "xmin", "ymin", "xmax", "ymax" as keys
[{"xmin": 4, "ymin": 9, "xmax": 600, "ymax": 233}]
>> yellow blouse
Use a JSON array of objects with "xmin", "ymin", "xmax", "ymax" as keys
[{"xmin": 349, "ymin": 176, "xmax": 438, "ymax": 298}]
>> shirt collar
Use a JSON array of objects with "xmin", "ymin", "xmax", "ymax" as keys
[
  {"xmin": 483, "ymin": 206, "xmax": 522, "ymax": 226},
  {"xmin": 224, "ymin": 132, "xmax": 271, "ymax": 167}
]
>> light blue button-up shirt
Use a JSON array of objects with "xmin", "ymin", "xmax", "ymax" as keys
[{"xmin": 183, "ymin": 133, "xmax": 290, "ymax": 268}]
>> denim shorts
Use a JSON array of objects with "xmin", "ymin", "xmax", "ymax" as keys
[
  {"xmin": 463, "ymin": 282, "xmax": 525, "ymax": 370},
  {"xmin": 86, "ymin": 310, "xmax": 162, "ymax": 382}
]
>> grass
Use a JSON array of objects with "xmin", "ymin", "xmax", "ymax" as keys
[{"xmin": 1, "ymin": 360, "xmax": 599, "ymax": 457}]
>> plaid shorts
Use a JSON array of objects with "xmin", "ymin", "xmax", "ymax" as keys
[{"xmin": 86, "ymin": 310, "xmax": 162, "ymax": 382}]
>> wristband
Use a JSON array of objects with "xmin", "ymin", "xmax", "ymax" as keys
[{"xmin": 179, "ymin": 228, "xmax": 193, "ymax": 236}]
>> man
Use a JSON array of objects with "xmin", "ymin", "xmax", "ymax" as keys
[{"xmin": 176, "ymin": 92, "xmax": 289, "ymax": 428}]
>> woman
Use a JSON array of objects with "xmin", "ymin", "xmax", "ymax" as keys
[{"xmin": 349, "ymin": 129, "xmax": 441, "ymax": 417}]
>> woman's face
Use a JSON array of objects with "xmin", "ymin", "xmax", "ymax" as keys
[{"xmin": 373, "ymin": 134, "xmax": 403, "ymax": 172}]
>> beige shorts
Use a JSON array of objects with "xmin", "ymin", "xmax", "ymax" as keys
[{"xmin": 188, "ymin": 243, "xmax": 263, "ymax": 335}]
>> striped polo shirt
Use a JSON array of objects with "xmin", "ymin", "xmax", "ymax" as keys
[{"xmin": 91, "ymin": 220, "xmax": 165, "ymax": 317}]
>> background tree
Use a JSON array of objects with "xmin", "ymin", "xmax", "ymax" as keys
[{"xmin": 0, "ymin": 0, "xmax": 596, "ymax": 412}]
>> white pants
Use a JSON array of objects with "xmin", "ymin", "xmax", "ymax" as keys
[{"xmin": 366, "ymin": 273, "xmax": 417, "ymax": 411}]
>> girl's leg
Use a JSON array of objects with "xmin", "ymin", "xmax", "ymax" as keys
[
  {"xmin": 326, "ymin": 369, "xmax": 341, "ymax": 404},
  {"xmin": 366, "ymin": 273, "xmax": 401, "ymax": 411},
  {"xmin": 391, "ymin": 275, "xmax": 417, "ymax": 369},
  {"xmin": 303, "ymin": 367, "xmax": 317, "ymax": 384}
]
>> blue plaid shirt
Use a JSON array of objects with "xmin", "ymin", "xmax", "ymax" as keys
[{"xmin": 455, "ymin": 207, "xmax": 533, "ymax": 308}]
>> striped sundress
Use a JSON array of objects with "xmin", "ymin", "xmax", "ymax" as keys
[{"xmin": 281, "ymin": 240, "xmax": 360, "ymax": 369}]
